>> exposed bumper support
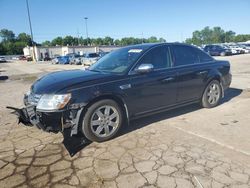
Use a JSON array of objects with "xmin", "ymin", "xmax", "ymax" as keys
[
  {"xmin": 7, "ymin": 106, "xmax": 33, "ymax": 126},
  {"xmin": 7, "ymin": 105, "xmax": 91, "ymax": 156}
]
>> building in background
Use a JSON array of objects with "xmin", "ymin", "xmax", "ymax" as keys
[{"xmin": 23, "ymin": 45, "xmax": 120, "ymax": 61}]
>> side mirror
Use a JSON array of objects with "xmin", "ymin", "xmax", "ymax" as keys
[{"xmin": 135, "ymin": 64, "xmax": 154, "ymax": 74}]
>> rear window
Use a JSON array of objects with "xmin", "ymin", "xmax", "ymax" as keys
[
  {"xmin": 172, "ymin": 45, "xmax": 199, "ymax": 66},
  {"xmin": 172, "ymin": 45, "xmax": 213, "ymax": 65},
  {"xmin": 204, "ymin": 45, "xmax": 212, "ymax": 50},
  {"xmin": 196, "ymin": 49, "xmax": 214, "ymax": 63},
  {"xmin": 215, "ymin": 45, "xmax": 223, "ymax": 50}
]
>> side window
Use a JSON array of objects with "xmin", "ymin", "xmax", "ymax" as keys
[
  {"xmin": 139, "ymin": 46, "xmax": 171, "ymax": 69},
  {"xmin": 195, "ymin": 48, "xmax": 214, "ymax": 63},
  {"xmin": 207, "ymin": 46, "xmax": 211, "ymax": 50},
  {"xmin": 172, "ymin": 45, "xmax": 199, "ymax": 66}
]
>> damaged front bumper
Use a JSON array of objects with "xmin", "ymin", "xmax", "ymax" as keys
[
  {"xmin": 8, "ymin": 105, "xmax": 64, "ymax": 133},
  {"xmin": 7, "ymin": 105, "xmax": 91, "ymax": 156},
  {"xmin": 8, "ymin": 105, "xmax": 74, "ymax": 133}
]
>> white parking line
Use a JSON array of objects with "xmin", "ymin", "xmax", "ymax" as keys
[
  {"xmin": 194, "ymin": 176, "xmax": 204, "ymax": 188},
  {"xmin": 171, "ymin": 125, "xmax": 250, "ymax": 156}
]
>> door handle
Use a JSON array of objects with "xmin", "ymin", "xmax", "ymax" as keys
[
  {"xmin": 120, "ymin": 84, "xmax": 131, "ymax": 90},
  {"xmin": 162, "ymin": 77, "xmax": 175, "ymax": 82},
  {"xmin": 197, "ymin": 71, "xmax": 208, "ymax": 75}
]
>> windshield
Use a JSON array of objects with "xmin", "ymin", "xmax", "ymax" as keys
[{"xmin": 89, "ymin": 46, "xmax": 145, "ymax": 74}]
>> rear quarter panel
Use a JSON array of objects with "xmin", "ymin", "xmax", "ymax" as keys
[{"xmin": 204, "ymin": 60, "xmax": 231, "ymax": 92}]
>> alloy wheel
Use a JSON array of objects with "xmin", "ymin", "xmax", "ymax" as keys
[
  {"xmin": 90, "ymin": 105, "xmax": 120, "ymax": 138},
  {"xmin": 207, "ymin": 83, "xmax": 220, "ymax": 104}
]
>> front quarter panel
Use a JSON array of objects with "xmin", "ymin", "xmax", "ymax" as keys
[{"xmin": 65, "ymin": 77, "xmax": 130, "ymax": 110}]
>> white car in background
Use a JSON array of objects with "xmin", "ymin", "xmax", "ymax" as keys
[
  {"xmin": 228, "ymin": 48, "xmax": 239, "ymax": 55},
  {"xmin": 0, "ymin": 56, "xmax": 7, "ymax": 63},
  {"xmin": 221, "ymin": 44, "xmax": 238, "ymax": 55},
  {"xmin": 52, "ymin": 55, "xmax": 61, "ymax": 64},
  {"xmin": 238, "ymin": 44, "xmax": 250, "ymax": 53},
  {"xmin": 82, "ymin": 53, "xmax": 100, "ymax": 66},
  {"xmin": 228, "ymin": 44, "xmax": 245, "ymax": 54},
  {"xmin": 67, "ymin": 54, "xmax": 82, "ymax": 65}
]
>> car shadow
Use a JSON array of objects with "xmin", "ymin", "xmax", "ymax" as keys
[
  {"xmin": 121, "ymin": 103, "xmax": 201, "ymax": 135},
  {"xmin": 120, "ymin": 87, "xmax": 242, "ymax": 134},
  {"xmin": 64, "ymin": 87, "xmax": 242, "ymax": 156},
  {"xmin": 220, "ymin": 87, "xmax": 242, "ymax": 104}
]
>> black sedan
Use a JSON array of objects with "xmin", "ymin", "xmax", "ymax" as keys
[
  {"xmin": 203, "ymin": 44, "xmax": 232, "ymax": 56},
  {"xmin": 10, "ymin": 43, "xmax": 231, "ymax": 147}
]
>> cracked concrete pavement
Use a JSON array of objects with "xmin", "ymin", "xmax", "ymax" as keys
[{"xmin": 1, "ymin": 55, "xmax": 250, "ymax": 188}]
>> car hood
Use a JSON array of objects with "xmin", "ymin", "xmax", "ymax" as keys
[{"xmin": 31, "ymin": 69, "xmax": 120, "ymax": 94}]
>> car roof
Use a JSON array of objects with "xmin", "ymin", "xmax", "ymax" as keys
[{"xmin": 124, "ymin": 42, "xmax": 198, "ymax": 50}]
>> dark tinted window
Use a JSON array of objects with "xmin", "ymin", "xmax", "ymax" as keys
[
  {"xmin": 205, "ymin": 45, "xmax": 212, "ymax": 50},
  {"xmin": 139, "ymin": 46, "xmax": 171, "ymax": 69},
  {"xmin": 211, "ymin": 46, "xmax": 216, "ymax": 50},
  {"xmin": 213, "ymin": 45, "xmax": 219, "ymax": 50},
  {"xmin": 88, "ymin": 53, "xmax": 99, "ymax": 58},
  {"xmin": 196, "ymin": 49, "xmax": 214, "ymax": 63},
  {"xmin": 172, "ymin": 45, "xmax": 199, "ymax": 66}
]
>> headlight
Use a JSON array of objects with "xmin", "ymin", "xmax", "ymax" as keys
[{"xmin": 36, "ymin": 93, "xmax": 71, "ymax": 110}]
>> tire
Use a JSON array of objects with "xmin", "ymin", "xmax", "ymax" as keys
[
  {"xmin": 81, "ymin": 99, "xmax": 123, "ymax": 142},
  {"xmin": 201, "ymin": 80, "xmax": 222, "ymax": 108},
  {"xmin": 220, "ymin": 52, "xmax": 226, "ymax": 56}
]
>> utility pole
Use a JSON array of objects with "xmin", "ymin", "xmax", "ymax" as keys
[
  {"xmin": 84, "ymin": 17, "xmax": 89, "ymax": 45},
  {"xmin": 77, "ymin": 28, "xmax": 80, "ymax": 46},
  {"xmin": 141, "ymin": 32, "xmax": 144, "ymax": 44},
  {"xmin": 26, "ymin": 0, "xmax": 36, "ymax": 62},
  {"xmin": 181, "ymin": 32, "xmax": 183, "ymax": 43}
]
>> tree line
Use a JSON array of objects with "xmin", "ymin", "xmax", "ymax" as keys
[
  {"xmin": 185, "ymin": 26, "xmax": 250, "ymax": 46},
  {"xmin": 0, "ymin": 29, "xmax": 33, "ymax": 55},
  {"xmin": 42, "ymin": 36, "xmax": 166, "ymax": 47},
  {"xmin": 0, "ymin": 28, "xmax": 166, "ymax": 55},
  {"xmin": 1, "ymin": 27, "xmax": 250, "ymax": 55}
]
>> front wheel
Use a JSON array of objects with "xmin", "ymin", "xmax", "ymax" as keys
[
  {"xmin": 201, "ymin": 80, "xmax": 222, "ymax": 108},
  {"xmin": 81, "ymin": 99, "xmax": 123, "ymax": 142}
]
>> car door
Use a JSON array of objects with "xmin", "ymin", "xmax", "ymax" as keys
[
  {"xmin": 125, "ymin": 45, "xmax": 178, "ymax": 116},
  {"xmin": 170, "ymin": 45, "xmax": 210, "ymax": 103}
]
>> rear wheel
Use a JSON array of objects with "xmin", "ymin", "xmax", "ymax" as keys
[
  {"xmin": 220, "ymin": 52, "xmax": 226, "ymax": 56},
  {"xmin": 201, "ymin": 80, "xmax": 222, "ymax": 108},
  {"xmin": 81, "ymin": 99, "xmax": 123, "ymax": 142}
]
